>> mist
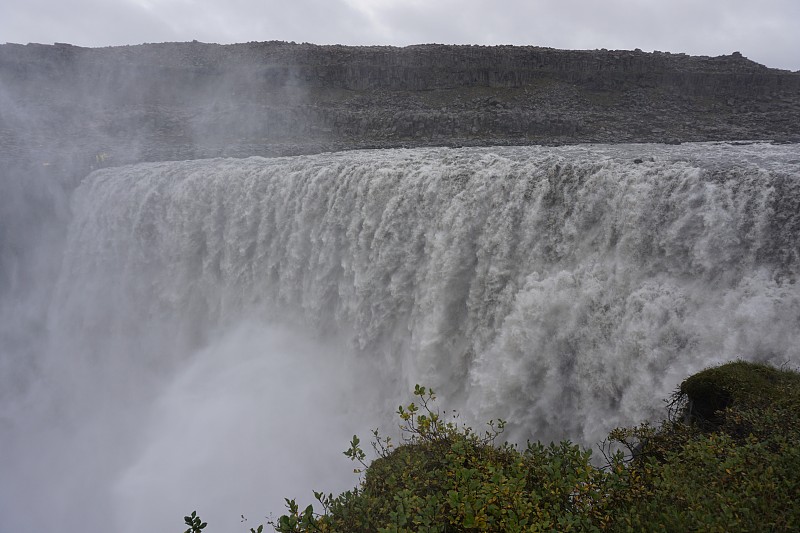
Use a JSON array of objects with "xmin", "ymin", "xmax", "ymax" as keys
[
  {"xmin": 2, "ymin": 320, "xmax": 380, "ymax": 532},
  {"xmin": 0, "ymin": 45, "xmax": 359, "ymax": 532}
]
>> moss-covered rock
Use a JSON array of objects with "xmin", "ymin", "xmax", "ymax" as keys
[{"xmin": 680, "ymin": 360, "xmax": 800, "ymax": 430}]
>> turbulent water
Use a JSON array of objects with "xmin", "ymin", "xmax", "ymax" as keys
[{"xmin": 2, "ymin": 142, "xmax": 799, "ymax": 532}]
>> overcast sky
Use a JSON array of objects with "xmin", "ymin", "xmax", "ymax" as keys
[{"xmin": 2, "ymin": 0, "xmax": 798, "ymax": 71}]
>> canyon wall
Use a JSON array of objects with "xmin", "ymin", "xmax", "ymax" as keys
[{"xmin": 2, "ymin": 41, "xmax": 799, "ymax": 172}]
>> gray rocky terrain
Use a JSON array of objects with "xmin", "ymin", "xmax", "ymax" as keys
[{"xmin": 2, "ymin": 41, "xmax": 799, "ymax": 173}]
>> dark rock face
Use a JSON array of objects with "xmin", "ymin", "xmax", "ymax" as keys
[{"xmin": 1, "ymin": 40, "xmax": 799, "ymax": 176}]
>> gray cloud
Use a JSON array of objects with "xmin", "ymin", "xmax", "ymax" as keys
[{"xmin": 1, "ymin": 0, "xmax": 798, "ymax": 70}]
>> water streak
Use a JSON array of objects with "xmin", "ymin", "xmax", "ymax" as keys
[{"xmin": 55, "ymin": 143, "xmax": 800, "ymax": 438}]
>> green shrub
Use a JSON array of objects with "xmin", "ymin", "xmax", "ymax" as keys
[
  {"xmin": 607, "ymin": 361, "xmax": 800, "ymax": 532},
  {"xmin": 184, "ymin": 362, "xmax": 800, "ymax": 532}
]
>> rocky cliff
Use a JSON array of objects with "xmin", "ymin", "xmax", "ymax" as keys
[{"xmin": 2, "ymin": 40, "xmax": 799, "ymax": 178}]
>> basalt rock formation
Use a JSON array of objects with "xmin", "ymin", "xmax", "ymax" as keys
[{"xmin": 2, "ymin": 41, "xmax": 799, "ymax": 177}]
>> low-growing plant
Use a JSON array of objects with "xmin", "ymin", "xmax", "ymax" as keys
[
  {"xmin": 183, "ymin": 362, "xmax": 800, "ymax": 532},
  {"xmin": 269, "ymin": 384, "xmax": 615, "ymax": 532},
  {"xmin": 183, "ymin": 511, "xmax": 207, "ymax": 533}
]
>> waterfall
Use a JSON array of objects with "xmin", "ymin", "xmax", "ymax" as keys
[{"xmin": 2, "ymin": 142, "xmax": 799, "ymax": 532}]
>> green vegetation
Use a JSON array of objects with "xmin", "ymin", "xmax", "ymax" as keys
[
  {"xmin": 605, "ymin": 361, "xmax": 800, "ymax": 531},
  {"xmin": 183, "ymin": 511, "xmax": 208, "ymax": 533},
  {"xmin": 185, "ymin": 361, "xmax": 800, "ymax": 532}
]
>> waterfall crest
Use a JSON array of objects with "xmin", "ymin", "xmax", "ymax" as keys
[{"xmin": 55, "ymin": 142, "xmax": 800, "ymax": 441}]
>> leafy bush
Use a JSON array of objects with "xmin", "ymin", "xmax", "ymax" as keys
[
  {"xmin": 268, "ymin": 385, "xmax": 616, "ymax": 532},
  {"xmin": 184, "ymin": 362, "xmax": 800, "ymax": 532},
  {"xmin": 183, "ymin": 511, "xmax": 207, "ymax": 533},
  {"xmin": 608, "ymin": 361, "xmax": 800, "ymax": 532}
]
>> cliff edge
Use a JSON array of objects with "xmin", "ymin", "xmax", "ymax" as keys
[{"xmin": 1, "ymin": 41, "xmax": 799, "ymax": 176}]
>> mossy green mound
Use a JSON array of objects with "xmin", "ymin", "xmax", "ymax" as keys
[
  {"xmin": 617, "ymin": 361, "xmax": 800, "ymax": 532},
  {"xmin": 680, "ymin": 360, "xmax": 800, "ymax": 429}
]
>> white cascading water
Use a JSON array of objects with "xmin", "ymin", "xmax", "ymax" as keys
[{"xmin": 1, "ymin": 142, "xmax": 799, "ymax": 532}]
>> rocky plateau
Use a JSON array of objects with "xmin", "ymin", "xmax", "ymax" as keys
[{"xmin": 1, "ymin": 41, "xmax": 799, "ymax": 179}]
